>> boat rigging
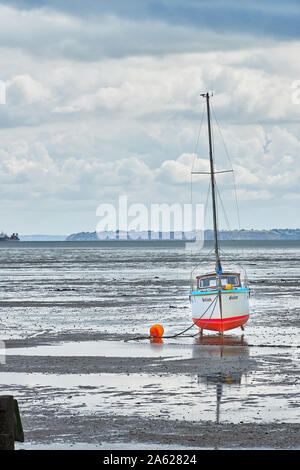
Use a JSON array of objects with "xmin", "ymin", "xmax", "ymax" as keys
[{"xmin": 189, "ymin": 93, "xmax": 250, "ymax": 333}]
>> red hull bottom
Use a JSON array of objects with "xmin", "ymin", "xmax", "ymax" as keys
[{"xmin": 192, "ymin": 315, "xmax": 249, "ymax": 332}]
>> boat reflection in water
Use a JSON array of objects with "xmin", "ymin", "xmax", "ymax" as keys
[{"xmin": 193, "ymin": 334, "xmax": 253, "ymax": 424}]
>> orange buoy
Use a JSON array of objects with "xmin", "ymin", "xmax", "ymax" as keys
[{"xmin": 149, "ymin": 324, "xmax": 164, "ymax": 338}]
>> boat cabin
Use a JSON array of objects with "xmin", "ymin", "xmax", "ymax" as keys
[{"xmin": 196, "ymin": 272, "xmax": 241, "ymax": 290}]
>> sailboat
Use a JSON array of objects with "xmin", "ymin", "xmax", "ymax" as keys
[{"xmin": 189, "ymin": 93, "xmax": 250, "ymax": 333}]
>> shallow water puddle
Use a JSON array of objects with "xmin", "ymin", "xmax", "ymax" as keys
[
  {"xmin": 5, "ymin": 337, "xmax": 259, "ymax": 358},
  {"xmin": 5, "ymin": 340, "xmax": 193, "ymax": 358},
  {"xmin": 0, "ymin": 370, "xmax": 298, "ymax": 425},
  {"xmin": 5, "ymin": 337, "xmax": 298, "ymax": 364}
]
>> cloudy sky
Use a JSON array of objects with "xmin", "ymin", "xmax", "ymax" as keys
[{"xmin": 0, "ymin": 0, "xmax": 300, "ymax": 234}]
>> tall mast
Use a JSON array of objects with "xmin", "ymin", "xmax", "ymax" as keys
[{"xmin": 203, "ymin": 92, "xmax": 222, "ymax": 276}]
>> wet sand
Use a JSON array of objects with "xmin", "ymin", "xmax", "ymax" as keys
[
  {"xmin": 0, "ymin": 244, "xmax": 299, "ymax": 449},
  {"xmin": 1, "ymin": 332, "xmax": 299, "ymax": 449}
]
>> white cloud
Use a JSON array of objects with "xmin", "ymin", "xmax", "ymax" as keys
[
  {"xmin": 7, "ymin": 74, "xmax": 50, "ymax": 105},
  {"xmin": 0, "ymin": 4, "xmax": 267, "ymax": 62},
  {"xmin": 0, "ymin": 3, "xmax": 299, "ymax": 232}
]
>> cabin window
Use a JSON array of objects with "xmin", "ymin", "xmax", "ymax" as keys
[
  {"xmin": 221, "ymin": 275, "xmax": 239, "ymax": 286},
  {"xmin": 199, "ymin": 277, "xmax": 217, "ymax": 288},
  {"xmin": 198, "ymin": 275, "xmax": 239, "ymax": 289}
]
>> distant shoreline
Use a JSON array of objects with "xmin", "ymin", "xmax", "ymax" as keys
[
  {"xmin": 17, "ymin": 229, "xmax": 300, "ymax": 242},
  {"xmin": 66, "ymin": 228, "xmax": 300, "ymax": 242},
  {"xmin": 2, "ymin": 239, "xmax": 300, "ymax": 248}
]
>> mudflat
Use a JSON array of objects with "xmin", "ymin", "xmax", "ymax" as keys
[
  {"xmin": 0, "ymin": 243, "xmax": 299, "ymax": 449},
  {"xmin": 1, "ymin": 331, "xmax": 299, "ymax": 450}
]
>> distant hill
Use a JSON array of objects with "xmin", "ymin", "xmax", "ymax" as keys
[
  {"xmin": 66, "ymin": 229, "xmax": 300, "ymax": 241},
  {"xmin": 205, "ymin": 229, "xmax": 300, "ymax": 240}
]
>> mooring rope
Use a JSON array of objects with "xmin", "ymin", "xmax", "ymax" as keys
[{"xmin": 125, "ymin": 295, "xmax": 218, "ymax": 342}]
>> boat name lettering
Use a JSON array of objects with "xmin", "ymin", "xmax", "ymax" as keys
[
  {"xmin": 229, "ymin": 296, "xmax": 238, "ymax": 300},
  {"xmin": 202, "ymin": 298, "xmax": 212, "ymax": 302}
]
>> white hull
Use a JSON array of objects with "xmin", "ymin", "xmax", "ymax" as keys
[{"xmin": 190, "ymin": 288, "xmax": 250, "ymax": 332}]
